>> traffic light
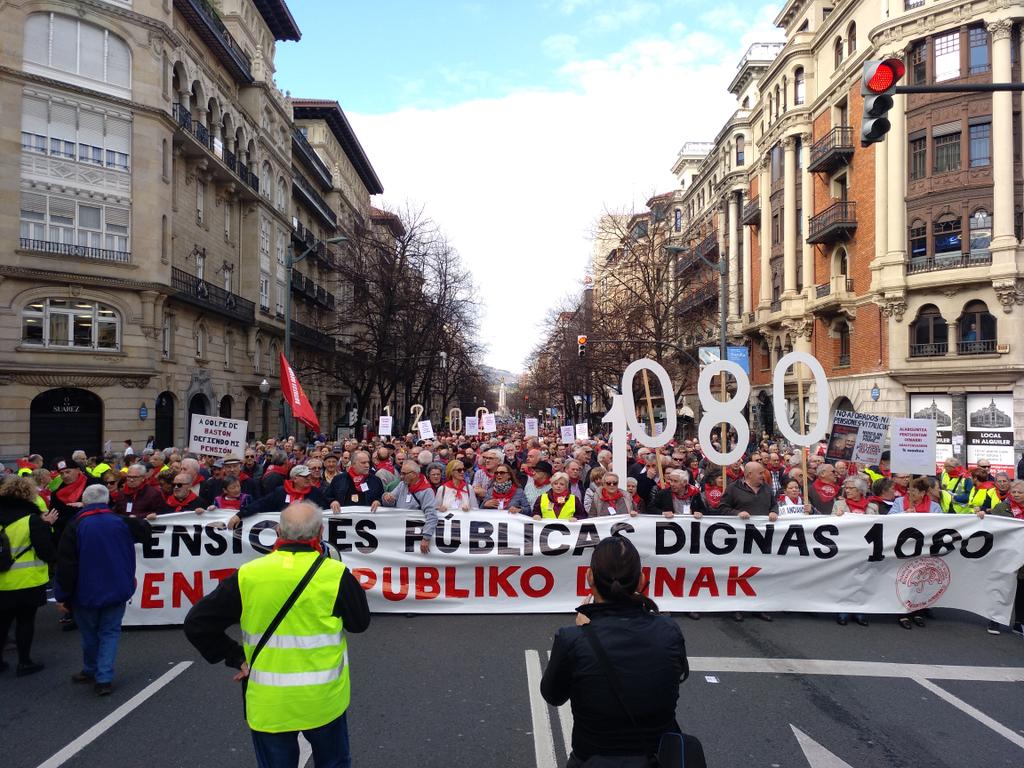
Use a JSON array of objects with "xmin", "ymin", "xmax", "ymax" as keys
[
  {"xmin": 577, "ymin": 335, "xmax": 587, "ymax": 358},
  {"xmin": 860, "ymin": 58, "xmax": 905, "ymax": 147}
]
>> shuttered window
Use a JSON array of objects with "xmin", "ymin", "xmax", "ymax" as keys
[
  {"xmin": 22, "ymin": 13, "xmax": 131, "ymax": 94},
  {"xmin": 18, "ymin": 190, "xmax": 130, "ymax": 255},
  {"xmin": 21, "ymin": 93, "xmax": 131, "ymax": 170}
]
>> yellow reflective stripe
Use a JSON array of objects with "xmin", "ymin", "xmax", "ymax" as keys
[
  {"xmin": 242, "ymin": 631, "xmax": 342, "ymax": 650},
  {"xmin": 9, "ymin": 559, "xmax": 46, "ymax": 570},
  {"xmin": 248, "ymin": 657, "xmax": 347, "ymax": 687}
]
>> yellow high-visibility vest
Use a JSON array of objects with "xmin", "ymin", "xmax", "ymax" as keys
[
  {"xmin": 0, "ymin": 516, "xmax": 49, "ymax": 591},
  {"xmin": 540, "ymin": 493, "xmax": 576, "ymax": 520}
]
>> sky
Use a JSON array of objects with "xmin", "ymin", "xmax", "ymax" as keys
[{"xmin": 274, "ymin": 0, "xmax": 784, "ymax": 374}]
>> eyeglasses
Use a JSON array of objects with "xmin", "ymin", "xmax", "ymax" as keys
[
  {"xmin": 495, "ymin": 472, "xmax": 510, "ymax": 477},
  {"xmin": 173, "ymin": 483, "xmax": 189, "ymax": 488}
]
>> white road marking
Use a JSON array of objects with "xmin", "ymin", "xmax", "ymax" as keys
[
  {"xmin": 704, "ymin": 675, "xmax": 719, "ymax": 683},
  {"xmin": 913, "ymin": 678, "xmax": 1024, "ymax": 750},
  {"xmin": 549, "ymin": 651, "xmax": 573, "ymax": 759},
  {"xmin": 298, "ymin": 733, "xmax": 312, "ymax": 766},
  {"xmin": 791, "ymin": 726, "xmax": 855, "ymax": 768},
  {"xmin": 525, "ymin": 649, "xmax": 558, "ymax": 768},
  {"xmin": 35, "ymin": 661, "xmax": 192, "ymax": 768},
  {"xmin": 689, "ymin": 657, "xmax": 1024, "ymax": 682}
]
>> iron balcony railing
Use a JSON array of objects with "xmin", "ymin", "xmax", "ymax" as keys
[
  {"xmin": 770, "ymin": 298, "xmax": 782, "ymax": 312},
  {"xmin": 838, "ymin": 354, "xmax": 851, "ymax": 366},
  {"xmin": 172, "ymin": 103, "xmax": 258, "ymax": 194},
  {"xmin": 905, "ymin": 251, "xmax": 993, "ymax": 275},
  {"xmin": 808, "ymin": 126, "xmax": 854, "ymax": 173},
  {"xmin": 293, "ymin": 170, "xmax": 338, "ymax": 227},
  {"xmin": 171, "ymin": 267, "xmax": 254, "ymax": 324},
  {"xmin": 814, "ymin": 277, "xmax": 854, "ymax": 298},
  {"xmin": 292, "ymin": 319, "xmax": 334, "ymax": 350},
  {"xmin": 695, "ymin": 231, "xmax": 719, "ymax": 260},
  {"xmin": 956, "ymin": 339, "xmax": 997, "ymax": 355},
  {"xmin": 909, "ymin": 342, "xmax": 948, "ymax": 358},
  {"xmin": 676, "ymin": 282, "xmax": 718, "ymax": 314},
  {"xmin": 174, "ymin": 0, "xmax": 253, "ymax": 83},
  {"xmin": 741, "ymin": 196, "xmax": 761, "ymax": 225},
  {"xmin": 19, "ymin": 238, "xmax": 131, "ymax": 264},
  {"xmin": 807, "ymin": 201, "xmax": 857, "ymax": 243},
  {"xmin": 292, "ymin": 130, "xmax": 333, "ymax": 189}
]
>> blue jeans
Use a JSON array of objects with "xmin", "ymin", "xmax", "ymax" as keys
[
  {"xmin": 74, "ymin": 602, "xmax": 126, "ymax": 684},
  {"xmin": 251, "ymin": 711, "xmax": 351, "ymax": 768}
]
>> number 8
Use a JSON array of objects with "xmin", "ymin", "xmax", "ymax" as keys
[{"xmin": 698, "ymin": 361, "xmax": 750, "ymax": 466}]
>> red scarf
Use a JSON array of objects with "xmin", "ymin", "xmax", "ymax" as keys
[
  {"xmin": 844, "ymin": 495, "xmax": 870, "ymax": 513},
  {"xmin": 120, "ymin": 481, "xmax": 146, "ymax": 499},
  {"xmin": 374, "ymin": 461, "xmax": 396, "ymax": 474},
  {"xmin": 522, "ymin": 466, "xmax": 536, "ymax": 478},
  {"xmin": 55, "ymin": 473, "xmax": 87, "ymax": 504},
  {"xmin": 165, "ymin": 491, "xmax": 199, "ymax": 512},
  {"xmin": 673, "ymin": 485, "xmax": 699, "ymax": 501},
  {"xmin": 347, "ymin": 467, "xmax": 368, "ymax": 485},
  {"xmin": 444, "ymin": 480, "xmax": 470, "ymax": 500},
  {"xmin": 812, "ymin": 479, "xmax": 840, "ymax": 502},
  {"xmin": 631, "ymin": 492, "xmax": 642, "ymax": 509},
  {"xmin": 272, "ymin": 538, "xmax": 323, "ymax": 554},
  {"xmin": 600, "ymin": 486, "xmax": 624, "ymax": 504},
  {"xmin": 1008, "ymin": 497, "xmax": 1024, "ymax": 519},
  {"xmin": 239, "ymin": 469, "xmax": 253, "ymax": 482},
  {"xmin": 911, "ymin": 496, "xmax": 933, "ymax": 513},
  {"xmin": 973, "ymin": 479, "xmax": 995, "ymax": 490},
  {"xmin": 995, "ymin": 487, "xmax": 1009, "ymax": 501},
  {"xmin": 283, "ymin": 480, "xmax": 311, "ymax": 502},
  {"xmin": 408, "ymin": 475, "xmax": 431, "ymax": 494},
  {"xmin": 267, "ymin": 463, "xmax": 291, "ymax": 478},
  {"xmin": 704, "ymin": 483, "xmax": 724, "ymax": 509},
  {"xmin": 216, "ymin": 496, "xmax": 242, "ymax": 510},
  {"xmin": 490, "ymin": 486, "xmax": 517, "ymax": 505},
  {"xmin": 726, "ymin": 466, "xmax": 743, "ymax": 481}
]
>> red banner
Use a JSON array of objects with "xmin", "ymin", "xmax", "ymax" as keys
[{"xmin": 279, "ymin": 352, "xmax": 321, "ymax": 432}]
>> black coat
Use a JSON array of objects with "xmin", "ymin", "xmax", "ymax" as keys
[
  {"xmin": 650, "ymin": 488, "xmax": 707, "ymax": 516},
  {"xmin": 239, "ymin": 485, "xmax": 327, "ymax": 518},
  {"xmin": 325, "ymin": 473, "xmax": 384, "ymax": 507},
  {"xmin": 541, "ymin": 602, "xmax": 688, "ymax": 761}
]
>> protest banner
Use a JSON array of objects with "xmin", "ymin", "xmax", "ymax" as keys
[
  {"xmin": 188, "ymin": 415, "xmax": 247, "ymax": 457},
  {"xmin": 481, "ymin": 413, "xmax": 497, "ymax": 433},
  {"xmin": 378, "ymin": 415, "xmax": 393, "ymax": 437},
  {"xmin": 524, "ymin": 418, "xmax": 539, "ymax": 437},
  {"xmin": 464, "ymin": 417, "xmax": 479, "ymax": 436},
  {"xmin": 560, "ymin": 425, "xmax": 575, "ymax": 444},
  {"xmin": 891, "ymin": 418, "xmax": 937, "ymax": 475},
  {"xmin": 575, "ymin": 423, "xmax": 589, "ymax": 440},
  {"xmin": 418, "ymin": 420, "xmax": 435, "ymax": 440},
  {"xmin": 966, "ymin": 394, "xmax": 1016, "ymax": 478},
  {"xmin": 124, "ymin": 510, "xmax": 1024, "ymax": 626},
  {"xmin": 909, "ymin": 395, "xmax": 954, "ymax": 473},
  {"xmin": 826, "ymin": 410, "xmax": 889, "ymax": 466}
]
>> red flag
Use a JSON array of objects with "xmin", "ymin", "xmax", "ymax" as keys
[{"xmin": 279, "ymin": 352, "xmax": 321, "ymax": 432}]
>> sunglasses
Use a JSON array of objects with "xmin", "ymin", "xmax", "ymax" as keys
[
  {"xmin": 604, "ymin": 481, "xmax": 618, "ymax": 486},
  {"xmin": 106, "ymin": 481, "xmax": 120, "ymax": 486},
  {"xmin": 173, "ymin": 482, "xmax": 189, "ymax": 488}
]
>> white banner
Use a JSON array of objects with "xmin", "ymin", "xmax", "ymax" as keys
[
  {"xmin": 124, "ymin": 511, "xmax": 1024, "ymax": 626},
  {"xmin": 465, "ymin": 417, "xmax": 479, "ymax": 436},
  {"xmin": 891, "ymin": 418, "xmax": 937, "ymax": 476},
  {"xmin": 481, "ymin": 413, "xmax": 497, "ymax": 433},
  {"xmin": 378, "ymin": 416, "xmax": 393, "ymax": 437},
  {"xmin": 188, "ymin": 415, "xmax": 248, "ymax": 457},
  {"xmin": 525, "ymin": 418, "xmax": 539, "ymax": 437}
]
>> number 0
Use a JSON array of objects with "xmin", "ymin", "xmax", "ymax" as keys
[
  {"xmin": 772, "ymin": 351, "xmax": 829, "ymax": 447},
  {"xmin": 621, "ymin": 359, "xmax": 677, "ymax": 448}
]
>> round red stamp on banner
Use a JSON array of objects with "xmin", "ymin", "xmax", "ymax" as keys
[{"xmin": 895, "ymin": 557, "xmax": 951, "ymax": 611}]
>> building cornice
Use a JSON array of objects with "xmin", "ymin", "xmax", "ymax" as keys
[{"xmin": 869, "ymin": 0, "xmax": 1020, "ymax": 50}]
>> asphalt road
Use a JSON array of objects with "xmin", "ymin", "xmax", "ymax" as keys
[{"xmin": 3, "ymin": 607, "xmax": 1023, "ymax": 768}]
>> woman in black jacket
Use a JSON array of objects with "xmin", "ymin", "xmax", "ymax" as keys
[
  {"xmin": 540, "ymin": 536, "xmax": 705, "ymax": 767},
  {"xmin": 0, "ymin": 476, "xmax": 58, "ymax": 675}
]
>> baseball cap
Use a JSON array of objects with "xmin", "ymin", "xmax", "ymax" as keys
[{"xmin": 290, "ymin": 464, "xmax": 311, "ymax": 477}]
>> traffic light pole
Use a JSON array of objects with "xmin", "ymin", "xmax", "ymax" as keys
[{"xmin": 895, "ymin": 83, "xmax": 1024, "ymax": 93}]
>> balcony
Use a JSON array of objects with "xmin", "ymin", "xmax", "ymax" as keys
[
  {"xmin": 909, "ymin": 342, "xmax": 948, "ymax": 358},
  {"xmin": 770, "ymin": 299, "xmax": 782, "ymax": 313},
  {"xmin": 19, "ymin": 238, "xmax": 131, "ymax": 264},
  {"xmin": 741, "ymin": 196, "xmax": 760, "ymax": 226},
  {"xmin": 905, "ymin": 251, "xmax": 993, "ymax": 275},
  {"xmin": 292, "ymin": 319, "xmax": 335, "ymax": 350},
  {"xmin": 957, "ymin": 339, "xmax": 997, "ymax": 355},
  {"xmin": 695, "ymin": 231, "xmax": 719, "ymax": 260},
  {"xmin": 292, "ymin": 170, "xmax": 338, "ymax": 228},
  {"xmin": 808, "ymin": 127, "xmax": 854, "ymax": 174},
  {"xmin": 171, "ymin": 267, "xmax": 254, "ymax": 324},
  {"xmin": 814, "ymin": 276, "xmax": 854, "ymax": 298},
  {"xmin": 676, "ymin": 282, "xmax": 718, "ymax": 314},
  {"xmin": 807, "ymin": 201, "xmax": 857, "ymax": 244},
  {"xmin": 174, "ymin": 0, "xmax": 253, "ymax": 84},
  {"xmin": 292, "ymin": 130, "xmax": 333, "ymax": 190},
  {"xmin": 172, "ymin": 103, "xmax": 259, "ymax": 196}
]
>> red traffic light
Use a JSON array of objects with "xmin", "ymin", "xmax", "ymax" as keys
[
  {"xmin": 577, "ymin": 335, "xmax": 588, "ymax": 345},
  {"xmin": 865, "ymin": 58, "xmax": 905, "ymax": 93}
]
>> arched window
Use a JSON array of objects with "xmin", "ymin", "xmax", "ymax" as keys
[
  {"xmin": 253, "ymin": 337, "xmax": 263, "ymax": 373},
  {"xmin": 735, "ymin": 135, "xmax": 745, "ymax": 166},
  {"xmin": 957, "ymin": 300, "xmax": 996, "ymax": 354},
  {"xmin": 24, "ymin": 13, "xmax": 131, "ymax": 94},
  {"xmin": 933, "ymin": 213, "xmax": 962, "ymax": 256},
  {"xmin": 834, "ymin": 247, "xmax": 849, "ymax": 277},
  {"xmin": 835, "ymin": 321, "xmax": 851, "ymax": 366},
  {"xmin": 908, "ymin": 219, "xmax": 927, "ymax": 259},
  {"xmin": 195, "ymin": 322, "xmax": 207, "ymax": 359},
  {"xmin": 847, "ymin": 23, "xmax": 857, "ymax": 54},
  {"xmin": 22, "ymin": 298, "xmax": 120, "ymax": 350},
  {"xmin": 774, "ymin": 85, "xmax": 780, "ymax": 118},
  {"xmin": 261, "ymin": 162, "xmax": 272, "ymax": 198},
  {"xmin": 673, "ymin": 208, "xmax": 682, "ymax": 232},
  {"xmin": 276, "ymin": 176, "xmax": 287, "ymax": 211},
  {"xmin": 834, "ymin": 37, "xmax": 844, "ymax": 69},
  {"xmin": 782, "ymin": 76, "xmax": 788, "ymax": 111},
  {"xmin": 910, "ymin": 305, "xmax": 948, "ymax": 357},
  {"xmin": 794, "ymin": 68, "xmax": 805, "ymax": 105},
  {"xmin": 968, "ymin": 209, "xmax": 992, "ymax": 259}
]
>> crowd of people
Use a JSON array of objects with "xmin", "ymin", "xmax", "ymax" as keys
[{"xmin": 2, "ymin": 425, "xmax": 1022, "ymax": 687}]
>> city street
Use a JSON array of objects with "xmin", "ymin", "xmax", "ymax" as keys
[{"xmin": 4, "ymin": 608, "xmax": 1023, "ymax": 768}]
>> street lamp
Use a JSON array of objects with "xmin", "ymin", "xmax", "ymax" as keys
[{"xmin": 281, "ymin": 233, "xmax": 348, "ymax": 437}]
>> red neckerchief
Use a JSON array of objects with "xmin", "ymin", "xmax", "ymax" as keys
[
  {"xmin": 55, "ymin": 473, "xmax": 87, "ymax": 503},
  {"xmin": 165, "ymin": 491, "xmax": 199, "ymax": 511},
  {"xmin": 600, "ymin": 486, "xmax": 624, "ymax": 503},
  {"xmin": 704, "ymin": 483, "xmax": 723, "ymax": 509},
  {"xmin": 894, "ymin": 484, "xmax": 908, "ymax": 501},
  {"xmin": 779, "ymin": 493, "xmax": 802, "ymax": 505},
  {"xmin": 973, "ymin": 479, "xmax": 995, "ymax": 490},
  {"xmin": 523, "ymin": 466, "xmax": 536, "ymax": 477},
  {"xmin": 216, "ymin": 496, "xmax": 242, "ymax": 510},
  {"xmin": 268, "ymin": 463, "xmax": 291, "ymax": 477},
  {"xmin": 1008, "ymin": 497, "xmax": 1024, "ymax": 519},
  {"xmin": 408, "ymin": 475, "xmax": 431, "ymax": 494},
  {"xmin": 374, "ymin": 461, "xmax": 396, "ymax": 474},
  {"xmin": 347, "ymin": 467, "xmax": 368, "ymax": 485},
  {"xmin": 911, "ymin": 496, "xmax": 933, "ymax": 513},
  {"xmin": 444, "ymin": 480, "xmax": 470, "ymax": 500},
  {"xmin": 726, "ymin": 466, "xmax": 743, "ymax": 481},
  {"xmin": 480, "ymin": 467, "xmax": 494, "ymax": 480},
  {"xmin": 845, "ymin": 495, "xmax": 870, "ymax": 513},
  {"xmin": 283, "ymin": 480, "xmax": 312, "ymax": 501},
  {"xmin": 239, "ymin": 469, "xmax": 253, "ymax": 482},
  {"xmin": 272, "ymin": 537, "xmax": 323, "ymax": 554},
  {"xmin": 813, "ymin": 479, "xmax": 840, "ymax": 502},
  {"xmin": 490, "ymin": 486, "xmax": 517, "ymax": 503},
  {"xmin": 673, "ymin": 485, "xmax": 699, "ymax": 501},
  {"xmin": 631, "ymin": 492, "xmax": 641, "ymax": 508}
]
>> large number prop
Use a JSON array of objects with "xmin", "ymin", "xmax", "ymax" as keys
[
  {"xmin": 449, "ymin": 407, "xmax": 463, "ymax": 434},
  {"xmin": 410, "ymin": 403, "xmax": 424, "ymax": 433}
]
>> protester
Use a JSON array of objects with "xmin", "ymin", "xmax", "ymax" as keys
[
  {"xmin": 626, "ymin": 477, "xmax": 645, "ymax": 515},
  {"xmin": 890, "ymin": 477, "xmax": 944, "ymax": 515},
  {"xmin": 832, "ymin": 476, "xmax": 878, "ymax": 517},
  {"xmin": 436, "ymin": 460, "xmax": 477, "ymax": 511},
  {"xmin": 582, "ymin": 467, "xmax": 607, "ymax": 516},
  {"xmin": 652, "ymin": 470, "xmax": 703, "ymax": 519},
  {"xmin": 326, "ymin": 451, "xmax": 383, "ymax": 512},
  {"xmin": 540, "ymin": 535, "xmax": 705, "ymax": 768},
  {"xmin": 481, "ymin": 464, "xmax": 529, "ymax": 514},
  {"xmin": 523, "ymin": 460, "xmax": 553, "ymax": 508},
  {"xmin": 163, "ymin": 472, "xmax": 209, "ymax": 515},
  {"xmin": 381, "ymin": 461, "xmax": 438, "ymax": 553},
  {"xmin": 869, "ymin": 477, "xmax": 897, "ymax": 514},
  {"xmin": 55, "ymin": 484, "xmax": 150, "ymax": 694},
  {"xmin": 472, "ymin": 449, "xmax": 501, "ymax": 503},
  {"xmin": 990, "ymin": 479, "xmax": 1024, "ymax": 637},
  {"xmin": 532, "ymin": 471, "xmax": 582, "ymax": 521},
  {"xmin": 184, "ymin": 501, "xmax": 370, "ymax": 768},
  {"xmin": 588, "ymin": 472, "xmax": 631, "ymax": 517},
  {"xmin": 234, "ymin": 466, "xmax": 326, "ymax": 525},
  {"xmin": 112, "ymin": 464, "xmax": 166, "ymax": 518}
]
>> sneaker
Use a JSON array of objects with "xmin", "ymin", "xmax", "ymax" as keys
[
  {"xmin": 1012, "ymin": 623, "xmax": 1024, "ymax": 638},
  {"xmin": 94, "ymin": 682, "xmax": 112, "ymax": 696},
  {"xmin": 71, "ymin": 671, "xmax": 95, "ymax": 684},
  {"xmin": 16, "ymin": 661, "xmax": 45, "ymax": 677},
  {"xmin": 986, "ymin": 621, "xmax": 1001, "ymax": 635},
  {"xmin": 758, "ymin": 612, "xmax": 773, "ymax": 622}
]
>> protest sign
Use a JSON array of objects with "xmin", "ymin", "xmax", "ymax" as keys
[
  {"xmin": 575, "ymin": 423, "xmax": 589, "ymax": 440},
  {"xmin": 481, "ymin": 413, "xmax": 497, "ymax": 433},
  {"xmin": 378, "ymin": 415, "xmax": 393, "ymax": 437},
  {"xmin": 890, "ymin": 418, "xmax": 937, "ymax": 475},
  {"xmin": 524, "ymin": 418, "xmax": 539, "ymax": 437},
  {"xmin": 560, "ymin": 425, "xmax": 575, "ymax": 444},
  {"xmin": 188, "ymin": 415, "xmax": 247, "ymax": 457},
  {"xmin": 418, "ymin": 420, "xmax": 435, "ymax": 440},
  {"xmin": 909, "ymin": 395, "xmax": 954, "ymax": 474},
  {"xmin": 124, "ymin": 511, "xmax": 1024, "ymax": 626},
  {"xmin": 464, "ymin": 417, "xmax": 479, "ymax": 436},
  {"xmin": 826, "ymin": 410, "xmax": 889, "ymax": 466},
  {"xmin": 966, "ymin": 394, "xmax": 1015, "ymax": 478}
]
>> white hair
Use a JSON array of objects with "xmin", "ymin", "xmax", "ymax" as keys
[
  {"xmin": 418, "ymin": 451, "xmax": 433, "ymax": 466},
  {"xmin": 82, "ymin": 484, "xmax": 109, "ymax": 505},
  {"xmin": 279, "ymin": 501, "xmax": 323, "ymax": 540}
]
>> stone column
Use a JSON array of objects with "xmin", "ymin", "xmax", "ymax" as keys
[
  {"xmin": 988, "ymin": 19, "xmax": 1016, "ymax": 249},
  {"xmin": 759, "ymin": 162, "xmax": 771, "ymax": 308},
  {"xmin": 885, "ymin": 93, "xmax": 906, "ymax": 261},
  {"xmin": 873, "ymin": 119, "xmax": 889, "ymax": 263},
  {"xmin": 728, "ymin": 192, "xmax": 741, "ymax": 320},
  {"xmin": 800, "ymin": 133, "xmax": 813, "ymax": 295},
  {"xmin": 783, "ymin": 137, "xmax": 798, "ymax": 295},
  {"xmin": 742, "ymin": 209, "xmax": 752, "ymax": 316}
]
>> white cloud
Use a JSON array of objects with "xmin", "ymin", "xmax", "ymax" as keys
[{"xmin": 348, "ymin": 20, "xmax": 782, "ymax": 373}]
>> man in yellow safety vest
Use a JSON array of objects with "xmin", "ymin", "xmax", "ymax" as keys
[{"xmin": 185, "ymin": 501, "xmax": 370, "ymax": 768}]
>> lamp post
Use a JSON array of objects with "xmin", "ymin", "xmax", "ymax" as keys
[
  {"xmin": 258, "ymin": 377, "xmax": 270, "ymax": 441},
  {"xmin": 281, "ymin": 234, "xmax": 347, "ymax": 438}
]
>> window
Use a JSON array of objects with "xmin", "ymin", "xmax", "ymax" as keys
[
  {"xmin": 195, "ymin": 249, "xmax": 205, "ymax": 281},
  {"xmin": 934, "ymin": 31, "xmax": 960, "ymax": 82},
  {"xmin": 276, "ymin": 177, "xmax": 287, "ymax": 211},
  {"xmin": 794, "ymin": 68, "xmax": 805, "ymax": 105},
  {"xmin": 735, "ymin": 135, "xmax": 745, "ymax": 166},
  {"xmin": 21, "ymin": 95, "xmax": 131, "ymax": 171},
  {"xmin": 259, "ymin": 273, "xmax": 270, "ymax": 311},
  {"xmin": 969, "ymin": 121, "xmax": 991, "ymax": 166},
  {"xmin": 21, "ymin": 298, "xmax": 119, "ymax": 350},
  {"xmin": 23, "ymin": 14, "xmax": 131, "ymax": 94},
  {"xmin": 847, "ymin": 23, "xmax": 857, "ymax": 54},
  {"xmin": 910, "ymin": 42, "xmax": 927, "ymax": 84},
  {"xmin": 911, "ymin": 305, "xmax": 948, "ymax": 356},
  {"xmin": 196, "ymin": 180, "xmax": 205, "ymax": 225},
  {"xmin": 161, "ymin": 313, "xmax": 173, "ymax": 359},
  {"xmin": 770, "ymin": 143, "xmax": 783, "ymax": 182},
  {"xmin": 275, "ymin": 280, "xmax": 286, "ymax": 316},
  {"xmin": 772, "ymin": 211, "xmax": 781, "ymax": 244},
  {"xmin": 933, "ymin": 131, "xmax": 961, "ymax": 173},
  {"xmin": 933, "ymin": 214, "xmax": 962, "ymax": 255},
  {"xmin": 673, "ymin": 209, "xmax": 682, "ymax": 232},
  {"xmin": 224, "ymin": 332, "xmax": 233, "ymax": 368},
  {"xmin": 969, "ymin": 210, "xmax": 992, "ymax": 256},
  {"xmin": 195, "ymin": 323, "xmax": 206, "ymax": 359},
  {"xmin": 958, "ymin": 300, "xmax": 996, "ymax": 353},
  {"xmin": 836, "ymin": 322, "xmax": 850, "ymax": 366},
  {"xmin": 909, "ymin": 137, "xmax": 927, "ymax": 179},
  {"xmin": 261, "ymin": 162, "xmax": 272, "ymax": 198},
  {"xmin": 19, "ymin": 192, "xmax": 130, "ymax": 253},
  {"xmin": 222, "ymin": 265, "xmax": 232, "ymax": 292},
  {"xmin": 834, "ymin": 37, "xmax": 844, "ymax": 69},
  {"xmin": 795, "ymin": 135, "xmax": 802, "ymax": 169},
  {"xmin": 253, "ymin": 338, "xmax": 263, "ymax": 373},
  {"xmin": 774, "ymin": 86, "xmax": 780, "ymax": 119},
  {"xmin": 909, "ymin": 220, "xmax": 927, "ymax": 258},
  {"xmin": 968, "ymin": 27, "xmax": 989, "ymax": 74},
  {"xmin": 269, "ymin": 343, "xmax": 279, "ymax": 375},
  {"xmin": 224, "ymin": 200, "xmax": 232, "ymax": 240}
]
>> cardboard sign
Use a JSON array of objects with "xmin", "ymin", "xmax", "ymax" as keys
[
  {"xmin": 890, "ymin": 418, "xmax": 937, "ymax": 476},
  {"xmin": 827, "ymin": 410, "xmax": 889, "ymax": 466},
  {"xmin": 465, "ymin": 417, "xmax": 479, "ymax": 436},
  {"xmin": 966, "ymin": 394, "xmax": 1016, "ymax": 478},
  {"xmin": 418, "ymin": 420, "xmax": 435, "ymax": 440},
  {"xmin": 481, "ymin": 413, "xmax": 497, "ymax": 433},
  {"xmin": 560, "ymin": 426, "xmax": 575, "ymax": 444},
  {"xmin": 378, "ymin": 415, "xmax": 393, "ymax": 437},
  {"xmin": 575, "ymin": 423, "xmax": 589, "ymax": 440},
  {"xmin": 188, "ymin": 415, "xmax": 247, "ymax": 457},
  {"xmin": 524, "ymin": 418, "xmax": 539, "ymax": 437}
]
